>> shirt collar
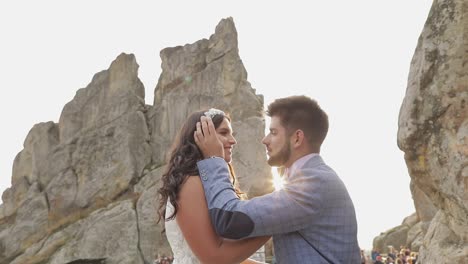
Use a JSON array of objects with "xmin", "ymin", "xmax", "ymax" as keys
[{"xmin": 285, "ymin": 153, "xmax": 320, "ymax": 177}]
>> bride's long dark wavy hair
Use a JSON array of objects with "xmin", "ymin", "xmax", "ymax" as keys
[{"xmin": 157, "ymin": 109, "xmax": 243, "ymax": 225}]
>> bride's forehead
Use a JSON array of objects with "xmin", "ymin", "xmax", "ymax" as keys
[{"xmin": 217, "ymin": 118, "xmax": 232, "ymax": 129}]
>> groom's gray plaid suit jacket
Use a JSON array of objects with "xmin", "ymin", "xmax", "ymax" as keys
[{"xmin": 197, "ymin": 155, "xmax": 360, "ymax": 264}]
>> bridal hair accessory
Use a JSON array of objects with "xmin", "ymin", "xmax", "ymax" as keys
[{"xmin": 204, "ymin": 108, "xmax": 225, "ymax": 119}]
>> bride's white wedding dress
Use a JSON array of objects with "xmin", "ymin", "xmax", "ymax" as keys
[{"xmin": 165, "ymin": 201, "xmax": 201, "ymax": 264}]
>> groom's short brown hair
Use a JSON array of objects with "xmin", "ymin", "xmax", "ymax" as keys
[{"xmin": 266, "ymin": 95, "xmax": 329, "ymax": 150}]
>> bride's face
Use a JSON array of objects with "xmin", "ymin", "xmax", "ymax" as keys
[{"xmin": 215, "ymin": 118, "xmax": 237, "ymax": 163}]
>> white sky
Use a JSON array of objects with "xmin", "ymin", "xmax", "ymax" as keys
[{"xmin": 0, "ymin": 0, "xmax": 433, "ymax": 250}]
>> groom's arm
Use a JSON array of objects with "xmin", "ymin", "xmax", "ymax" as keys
[
  {"xmin": 194, "ymin": 116, "xmax": 324, "ymax": 239},
  {"xmin": 197, "ymin": 158, "xmax": 325, "ymax": 239}
]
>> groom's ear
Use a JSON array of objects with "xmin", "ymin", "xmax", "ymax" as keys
[{"xmin": 291, "ymin": 129, "xmax": 305, "ymax": 148}]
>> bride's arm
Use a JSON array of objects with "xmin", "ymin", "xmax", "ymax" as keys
[{"xmin": 176, "ymin": 176, "xmax": 270, "ymax": 264}]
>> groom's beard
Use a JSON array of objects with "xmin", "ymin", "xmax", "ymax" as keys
[{"xmin": 267, "ymin": 141, "xmax": 291, "ymax": 167}]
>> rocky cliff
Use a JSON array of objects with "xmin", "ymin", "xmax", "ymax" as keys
[
  {"xmin": 0, "ymin": 17, "xmax": 272, "ymax": 264},
  {"xmin": 374, "ymin": 0, "xmax": 468, "ymax": 262}
]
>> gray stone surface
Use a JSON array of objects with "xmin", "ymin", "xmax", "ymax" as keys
[
  {"xmin": 376, "ymin": 0, "xmax": 468, "ymax": 261},
  {"xmin": 0, "ymin": 18, "xmax": 272, "ymax": 264},
  {"xmin": 150, "ymin": 17, "xmax": 272, "ymax": 197}
]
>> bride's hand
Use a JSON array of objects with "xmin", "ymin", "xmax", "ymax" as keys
[{"xmin": 194, "ymin": 116, "xmax": 224, "ymax": 159}]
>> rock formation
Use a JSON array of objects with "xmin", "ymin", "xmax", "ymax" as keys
[
  {"xmin": 0, "ymin": 17, "xmax": 272, "ymax": 264},
  {"xmin": 373, "ymin": 213, "xmax": 422, "ymax": 253},
  {"xmin": 375, "ymin": 0, "xmax": 468, "ymax": 262}
]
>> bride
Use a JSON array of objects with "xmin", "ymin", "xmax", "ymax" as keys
[{"xmin": 158, "ymin": 109, "xmax": 269, "ymax": 264}]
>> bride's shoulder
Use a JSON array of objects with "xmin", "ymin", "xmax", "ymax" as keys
[{"xmin": 179, "ymin": 175, "xmax": 204, "ymax": 194}]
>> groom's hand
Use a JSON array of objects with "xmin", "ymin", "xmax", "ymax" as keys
[{"xmin": 194, "ymin": 116, "xmax": 224, "ymax": 159}]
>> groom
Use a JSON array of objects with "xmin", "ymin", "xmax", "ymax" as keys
[{"xmin": 194, "ymin": 95, "xmax": 360, "ymax": 263}]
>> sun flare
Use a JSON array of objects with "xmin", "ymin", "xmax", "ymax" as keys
[{"xmin": 271, "ymin": 168, "xmax": 285, "ymax": 191}]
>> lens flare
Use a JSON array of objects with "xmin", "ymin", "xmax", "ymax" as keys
[{"xmin": 271, "ymin": 167, "xmax": 285, "ymax": 191}]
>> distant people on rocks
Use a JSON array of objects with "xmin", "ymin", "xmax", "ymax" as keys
[
  {"xmin": 360, "ymin": 249, "xmax": 367, "ymax": 264},
  {"xmin": 387, "ymin": 245, "xmax": 396, "ymax": 260},
  {"xmin": 367, "ymin": 245, "xmax": 419, "ymax": 264},
  {"xmin": 385, "ymin": 256, "xmax": 395, "ymax": 264},
  {"xmin": 374, "ymin": 255, "xmax": 384, "ymax": 264},
  {"xmin": 371, "ymin": 248, "xmax": 380, "ymax": 262}
]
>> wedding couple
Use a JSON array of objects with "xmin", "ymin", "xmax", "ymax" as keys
[{"xmin": 158, "ymin": 95, "xmax": 360, "ymax": 264}]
